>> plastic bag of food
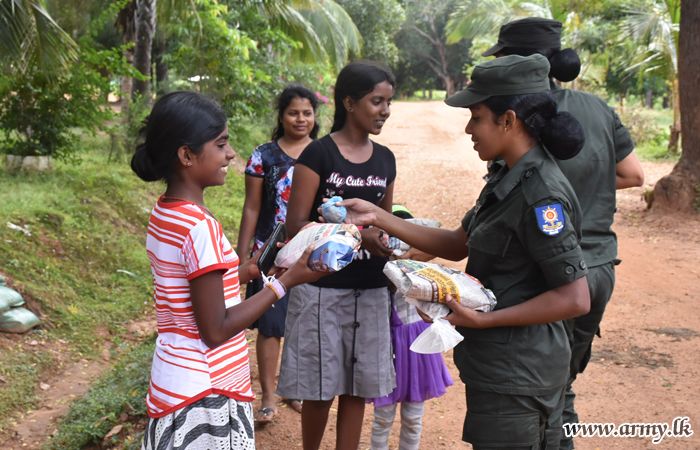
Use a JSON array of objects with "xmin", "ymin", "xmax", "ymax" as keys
[
  {"xmin": 0, "ymin": 285, "xmax": 25, "ymax": 308},
  {"xmin": 275, "ymin": 222, "xmax": 362, "ymax": 272},
  {"xmin": 321, "ymin": 196, "xmax": 347, "ymax": 223},
  {"xmin": 383, "ymin": 260, "xmax": 496, "ymax": 308},
  {"xmin": 383, "ymin": 260, "xmax": 497, "ymax": 354},
  {"xmin": 404, "ymin": 297, "xmax": 462, "ymax": 353},
  {"xmin": 0, "ymin": 307, "xmax": 41, "ymax": 333}
]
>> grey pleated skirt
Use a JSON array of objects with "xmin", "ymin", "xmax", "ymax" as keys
[{"xmin": 277, "ymin": 284, "xmax": 396, "ymax": 401}]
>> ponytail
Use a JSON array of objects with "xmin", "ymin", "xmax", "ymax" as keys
[
  {"xmin": 539, "ymin": 111, "xmax": 585, "ymax": 160},
  {"xmin": 500, "ymin": 47, "xmax": 581, "ymax": 82},
  {"xmin": 483, "ymin": 92, "xmax": 585, "ymax": 160}
]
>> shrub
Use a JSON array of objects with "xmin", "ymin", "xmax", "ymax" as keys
[{"xmin": 0, "ymin": 0, "xmax": 140, "ymax": 162}]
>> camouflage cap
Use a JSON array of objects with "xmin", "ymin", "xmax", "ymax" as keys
[
  {"xmin": 482, "ymin": 17, "xmax": 563, "ymax": 57},
  {"xmin": 445, "ymin": 54, "xmax": 551, "ymax": 108}
]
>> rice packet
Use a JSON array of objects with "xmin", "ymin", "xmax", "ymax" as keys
[
  {"xmin": 383, "ymin": 260, "xmax": 497, "ymax": 353},
  {"xmin": 274, "ymin": 222, "xmax": 362, "ymax": 272}
]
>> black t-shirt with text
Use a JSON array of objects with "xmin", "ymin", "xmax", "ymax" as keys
[{"xmin": 296, "ymin": 135, "xmax": 396, "ymax": 289}]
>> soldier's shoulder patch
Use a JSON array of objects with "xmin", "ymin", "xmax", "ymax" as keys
[{"xmin": 535, "ymin": 203, "xmax": 565, "ymax": 236}]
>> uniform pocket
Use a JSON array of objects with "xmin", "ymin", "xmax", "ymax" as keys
[
  {"xmin": 468, "ymin": 224, "xmax": 512, "ymax": 257},
  {"xmin": 464, "ymin": 410, "xmax": 540, "ymax": 448}
]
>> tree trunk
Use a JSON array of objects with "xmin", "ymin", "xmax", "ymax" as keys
[
  {"xmin": 443, "ymin": 76, "xmax": 455, "ymax": 97},
  {"xmin": 663, "ymin": 96, "xmax": 669, "ymax": 109},
  {"xmin": 154, "ymin": 31, "xmax": 168, "ymax": 95},
  {"xmin": 652, "ymin": 0, "xmax": 700, "ymax": 213},
  {"xmin": 116, "ymin": 1, "xmax": 136, "ymax": 113},
  {"xmin": 133, "ymin": 0, "xmax": 157, "ymax": 101},
  {"xmin": 646, "ymin": 89, "xmax": 653, "ymax": 108},
  {"xmin": 668, "ymin": 80, "xmax": 681, "ymax": 152},
  {"xmin": 619, "ymin": 92, "xmax": 625, "ymax": 114}
]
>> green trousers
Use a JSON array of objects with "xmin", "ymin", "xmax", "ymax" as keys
[
  {"xmin": 463, "ymin": 386, "xmax": 565, "ymax": 450},
  {"xmin": 559, "ymin": 262, "xmax": 616, "ymax": 450}
]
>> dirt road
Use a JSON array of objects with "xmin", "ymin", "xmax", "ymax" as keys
[{"xmin": 253, "ymin": 100, "xmax": 700, "ymax": 449}]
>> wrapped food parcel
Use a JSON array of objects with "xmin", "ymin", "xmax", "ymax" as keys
[
  {"xmin": 274, "ymin": 223, "xmax": 362, "ymax": 272},
  {"xmin": 384, "ymin": 260, "xmax": 496, "ymax": 353}
]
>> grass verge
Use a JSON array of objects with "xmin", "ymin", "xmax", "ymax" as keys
[
  {"xmin": 46, "ymin": 338, "xmax": 155, "ymax": 450},
  {"xmin": 0, "ymin": 131, "xmax": 247, "ymax": 435}
]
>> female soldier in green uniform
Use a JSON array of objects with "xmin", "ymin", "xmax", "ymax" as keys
[
  {"xmin": 335, "ymin": 54, "xmax": 590, "ymax": 449},
  {"xmin": 482, "ymin": 18, "xmax": 645, "ymax": 449}
]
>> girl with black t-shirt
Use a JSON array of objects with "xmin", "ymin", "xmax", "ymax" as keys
[{"xmin": 277, "ymin": 61, "xmax": 397, "ymax": 450}]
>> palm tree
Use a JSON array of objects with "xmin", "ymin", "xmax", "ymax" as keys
[
  {"xmin": 115, "ymin": 0, "xmax": 136, "ymax": 108},
  {"xmin": 652, "ymin": 0, "xmax": 700, "ymax": 212},
  {"xmin": 132, "ymin": 0, "xmax": 156, "ymax": 99},
  {"xmin": 120, "ymin": 0, "xmax": 361, "ymax": 103},
  {"xmin": 621, "ymin": 0, "xmax": 680, "ymax": 150},
  {"xmin": 256, "ymin": 0, "xmax": 362, "ymax": 72},
  {"xmin": 445, "ymin": 0, "xmax": 553, "ymax": 44},
  {"xmin": 0, "ymin": 0, "xmax": 78, "ymax": 78}
]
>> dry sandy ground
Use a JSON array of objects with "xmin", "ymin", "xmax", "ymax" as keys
[{"xmin": 252, "ymin": 101, "xmax": 700, "ymax": 450}]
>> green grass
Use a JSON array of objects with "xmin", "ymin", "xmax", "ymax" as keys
[
  {"xmin": 0, "ymin": 130, "xmax": 248, "ymax": 432},
  {"xmin": 46, "ymin": 339, "xmax": 155, "ymax": 450},
  {"xmin": 0, "ymin": 345, "xmax": 54, "ymax": 425},
  {"xmin": 396, "ymin": 90, "xmax": 448, "ymax": 101},
  {"xmin": 614, "ymin": 105, "xmax": 679, "ymax": 163}
]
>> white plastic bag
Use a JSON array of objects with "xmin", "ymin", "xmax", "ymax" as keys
[{"xmin": 405, "ymin": 297, "xmax": 464, "ymax": 354}]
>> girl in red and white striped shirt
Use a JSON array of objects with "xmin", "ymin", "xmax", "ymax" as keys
[{"xmin": 131, "ymin": 91, "xmax": 327, "ymax": 450}]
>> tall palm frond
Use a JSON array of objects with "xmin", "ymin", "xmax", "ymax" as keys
[
  {"xmin": 254, "ymin": 0, "xmax": 362, "ymax": 72},
  {"xmin": 446, "ymin": 0, "xmax": 551, "ymax": 44},
  {"xmin": 299, "ymin": 0, "xmax": 361, "ymax": 70},
  {"xmin": 261, "ymin": 1, "xmax": 327, "ymax": 63},
  {"xmin": 621, "ymin": 0, "xmax": 678, "ymax": 78},
  {"xmin": 0, "ymin": 0, "xmax": 78, "ymax": 77}
]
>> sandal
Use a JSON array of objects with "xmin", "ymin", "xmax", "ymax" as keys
[
  {"xmin": 286, "ymin": 398, "xmax": 303, "ymax": 414},
  {"xmin": 254, "ymin": 407, "xmax": 275, "ymax": 423}
]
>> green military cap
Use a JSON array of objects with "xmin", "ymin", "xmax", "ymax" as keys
[
  {"xmin": 482, "ymin": 17, "xmax": 562, "ymax": 57},
  {"xmin": 445, "ymin": 54, "xmax": 551, "ymax": 108}
]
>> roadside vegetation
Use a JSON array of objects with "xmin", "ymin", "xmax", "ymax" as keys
[{"xmin": 0, "ymin": 131, "xmax": 249, "ymax": 444}]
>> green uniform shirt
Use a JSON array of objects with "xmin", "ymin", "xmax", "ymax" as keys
[
  {"xmin": 550, "ymin": 82, "xmax": 635, "ymax": 267},
  {"xmin": 456, "ymin": 144, "xmax": 588, "ymax": 396}
]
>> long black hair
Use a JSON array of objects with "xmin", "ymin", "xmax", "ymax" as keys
[
  {"xmin": 131, "ymin": 90, "xmax": 227, "ymax": 182},
  {"xmin": 271, "ymin": 84, "xmax": 320, "ymax": 141},
  {"xmin": 331, "ymin": 61, "xmax": 396, "ymax": 133},
  {"xmin": 483, "ymin": 92, "xmax": 585, "ymax": 160},
  {"xmin": 500, "ymin": 47, "xmax": 581, "ymax": 83}
]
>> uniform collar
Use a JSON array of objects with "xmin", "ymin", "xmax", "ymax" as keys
[{"xmin": 493, "ymin": 144, "xmax": 548, "ymax": 201}]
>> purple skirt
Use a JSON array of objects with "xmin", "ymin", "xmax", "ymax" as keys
[{"xmin": 366, "ymin": 308, "xmax": 453, "ymax": 407}]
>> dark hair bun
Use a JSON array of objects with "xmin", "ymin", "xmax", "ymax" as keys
[
  {"xmin": 549, "ymin": 48, "xmax": 580, "ymax": 82},
  {"xmin": 131, "ymin": 143, "xmax": 162, "ymax": 182},
  {"xmin": 541, "ymin": 111, "xmax": 585, "ymax": 160}
]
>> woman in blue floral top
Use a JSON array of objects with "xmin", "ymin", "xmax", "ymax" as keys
[{"xmin": 237, "ymin": 85, "xmax": 319, "ymax": 423}]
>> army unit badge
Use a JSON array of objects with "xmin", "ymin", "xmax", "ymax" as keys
[{"xmin": 535, "ymin": 203, "xmax": 565, "ymax": 236}]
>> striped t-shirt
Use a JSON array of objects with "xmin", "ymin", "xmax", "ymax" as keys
[{"xmin": 145, "ymin": 196, "xmax": 254, "ymax": 418}]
